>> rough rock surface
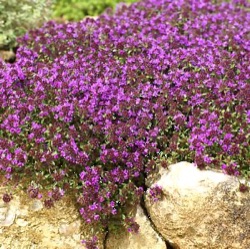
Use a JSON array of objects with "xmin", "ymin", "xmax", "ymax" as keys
[
  {"xmin": 1, "ymin": 161, "xmax": 249, "ymax": 249},
  {"xmin": 0, "ymin": 187, "xmax": 104, "ymax": 249},
  {"xmin": 106, "ymin": 205, "xmax": 166, "ymax": 249},
  {"xmin": 145, "ymin": 161, "xmax": 250, "ymax": 249},
  {"xmin": 0, "ymin": 50, "xmax": 15, "ymax": 62}
]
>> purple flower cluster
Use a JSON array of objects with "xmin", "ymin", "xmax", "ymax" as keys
[
  {"xmin": 221, "ymin": 163, "xmax": 240, "ymax": 176},
  {"xmin": 0, "ymin": 0, "xmax": 249, "ymax": 235},
  {"xmin": 149, "ymin": 185, "xmax": 163, "ymax": 202},
  {"xmin": 82, "ymin": 236, "xmax": 98, "ymax": 249},
  {"xmin": 125, "ymin": 217, "xmax": 140, "ymax": 233},
  {"xmin": 2, "ymin": 193, "xmax": 12, "ymax": 203}
]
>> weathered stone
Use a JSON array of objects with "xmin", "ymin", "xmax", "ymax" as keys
[
  {"xmin": 107, "ymin": 205, "xmax": 166, "ymax": 249},
  {"xmin": 145, "ymin": 161, "xmax": 250, "ymax": 249},
  {"xmin": 16, "ymin": 218, "xmax": 29, "ymax": 227},
  {"xmin": 59, "ymin": 220, "xmax": 81, "ymax": 236},
  {"xmin": 30, "ymin": 200, "xmax": 43, "ymax": 211},
  {"xmin": 0, "ymin": 207, "xmax": 8, "ymax": 221},
  {"xmin": 0, "ymin": 50, "xmax": 15, "ymax": 62},
  {"xmin": 0, "ymin": 188, "xmax": 105, "ymax": 249},
  {"xmin": 0, "ymin": 212, "xmax": 15, "ymax": 227}
]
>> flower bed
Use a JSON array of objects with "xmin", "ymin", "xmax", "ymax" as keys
[{"xmin": 0, "ymin": 0, "xmax": 249, "ymax": 247}]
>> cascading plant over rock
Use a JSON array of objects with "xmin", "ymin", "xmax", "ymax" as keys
[{"xmin": 0, "ymin": 0, "xmax": 249, "ymax": 247}]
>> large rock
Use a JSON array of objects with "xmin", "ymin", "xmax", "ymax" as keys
[
  {"xmin": 0, "ymin": 187, "xmax": 104, "ymax": 249},
  {"xmin": 145, "ymin": 161, "xmax": 250, "ymax": 249},
  {"xmin": 106, "ymin": 205, "xmax": 166, "ymax": 249}
]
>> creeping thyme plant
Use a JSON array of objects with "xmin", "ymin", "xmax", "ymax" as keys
[{"xmin": 0, "ymin": 0, "xmax": 249, "ymax": 247}]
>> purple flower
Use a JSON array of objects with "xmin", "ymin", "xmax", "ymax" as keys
[
  {"xmin": 221, "ymin": 163, "xmax": 240, "ymax": 176},
  {"xmin": 149, "ymin": 185, "xmax": 163, "ymax": 202},
  {"xmin": 246, "ymin": 110, "xmax": 250, "ymax": 124},
  {"xmin": 0, "ymin": 0, "xmax": 248, "ymax": 235}
]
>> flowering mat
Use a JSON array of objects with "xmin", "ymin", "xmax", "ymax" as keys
[{"xmin": 0, "ymin": 0, "xmax": 249, "ymax": 247}]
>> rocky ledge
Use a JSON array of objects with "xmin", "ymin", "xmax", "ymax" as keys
[{"xmin": 0, "ymin": 162, "xmax": 249, "ymax": 249}]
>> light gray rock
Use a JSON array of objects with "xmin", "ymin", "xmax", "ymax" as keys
[
  {"xmin": 0, "ymin": 210, "xmax": 15, "ymax": 227},
  {"xmin": 145, "ymin": 161, "xmax": 250, "ymax": 249},
  {"xmin": 16, "ymin": 218, "xmax": 29, "ymax": 227},
  {"xmin": 0, "ymin": 207, "xmax": 8, "ymax": 221},
  {"xmin": 59, "ymin": 220, "xmax": 81, "ymax": 236},
  {"xmin": 0, "ymin": 201, "xmax": 18, "ymax": 227},
  {"xmin": 30, "ymin": 199, "xmax": 43, "ymax": 211}
]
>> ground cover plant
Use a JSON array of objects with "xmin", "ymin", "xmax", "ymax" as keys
[
  {"xmin": 0, "ymin": 0, "xmax": 52, "ymax": 53},
  {"xmin": 52, "ymin": 0, "xmax": 137, "ymax": 21},
  {"xmin": 0, "ymin": 0, "xmax": 249, "ymax": 247}
]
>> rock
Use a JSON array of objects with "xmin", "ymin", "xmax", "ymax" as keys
[
  {"xmin": 106, "ymin": 205, "xmax": 166, "ymax": 249},
  {"xmin": 16, "ymin": 218, "xmax": 29, "ymax": 227},
  {"xmin": 145, "ymin": 161, "xmax": 250, "ymax": 249},
  {"xmin": 59, "ymin": 220, "xmax": 81, "ymax": 236},
  {"xmin": 0, "ymin": 50, "xmax": 15, "ymax": 62},
  {"xmin": 30, "ymin": 200, "xmax": 43, "ymax": 211},
  {"xmin": 0, "ymin": 195, "xmax": 19, "ymax": 227},
  {"xmin": 0, "ymin": 210, "xmax": 15, "ymax": 227},
  {"xmin": 0, "ymin": 188, "xmax": 105, "ymax": 249},
  {"xmin": 0, "ymin": 207, "xmax": 8, "ymax": 221}
]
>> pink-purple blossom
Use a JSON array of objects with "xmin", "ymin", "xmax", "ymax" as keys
[{"xmin": 0, "ymin": 0, "xmax": 249, "ymax": 237}]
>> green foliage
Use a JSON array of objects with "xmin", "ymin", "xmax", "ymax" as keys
[
  {"xmin": 0, "ymin": 0, "xmax": 53, "ymax": 50},
  {"xmin": 52, "ymin": 0, "xmax": 138, "ymax": 21}
]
